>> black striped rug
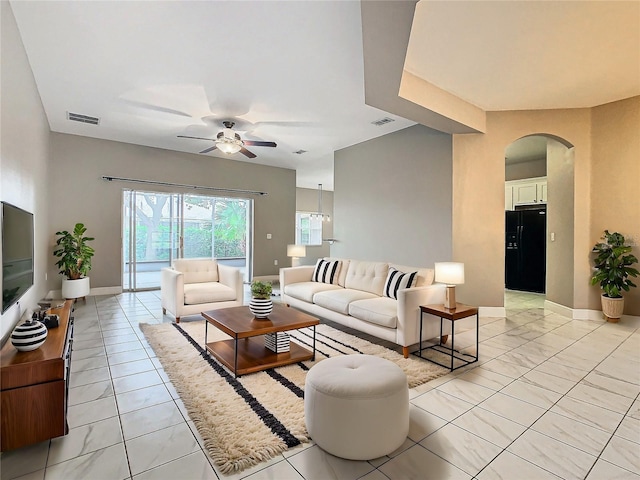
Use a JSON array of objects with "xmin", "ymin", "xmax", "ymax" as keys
[{"xmin": 139, "ymin": 320, "xmax": 448, "ymax": 474}]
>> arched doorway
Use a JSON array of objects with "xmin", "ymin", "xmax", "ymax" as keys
[{"xmin": 504, "ymin": 134, "xmax": 574, "ymax": 311}]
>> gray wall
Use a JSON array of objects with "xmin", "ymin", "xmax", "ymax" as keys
[
  {"xmin": 333, "ymin": 124, "xmax": 452, "ymax": 267},
  {"xmin": 505, "ymin": 158, "xmax": 546, "ymax": 181},
  {"xmin": 0, "ymin": 1, "xmax": 51, "ymax": 342},
  {"xmin": 295, "ymin": 187, "xmax": 334, "ymax": 266},
  {"xmin": 47, "ymin": 134, "xmax": 296, "ymax": 290}
]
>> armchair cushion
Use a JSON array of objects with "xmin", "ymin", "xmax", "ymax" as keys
[
  {"xmin": 183, "ymin": 282, "xmax": 237, "ymax": 305},
  {"xmin": 172, "ymin": 258, "xmax": 219, "ymax": 284}
]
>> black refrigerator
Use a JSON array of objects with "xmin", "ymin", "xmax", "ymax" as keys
[{"xmin": 505, "ymin": 206, "xmax": 546, "ymax": 293}]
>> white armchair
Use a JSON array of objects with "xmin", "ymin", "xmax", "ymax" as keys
[{"xmin": 161, "ymin": 258, "xmax": 243, "ymax": 323}]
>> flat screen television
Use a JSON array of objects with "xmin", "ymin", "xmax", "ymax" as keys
[{"xmin": 1, "ymin": 202, "xmax": 34, "ymax": 313}]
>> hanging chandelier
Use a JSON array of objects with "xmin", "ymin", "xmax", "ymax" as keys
[{"xmin": 311, "ymin": 184, "xmax": 330, "ymax": 222}]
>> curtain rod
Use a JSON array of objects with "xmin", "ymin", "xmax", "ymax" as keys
[{"xmin": 101, "ymin": 176, "xmax": 268, "ymax": 196}]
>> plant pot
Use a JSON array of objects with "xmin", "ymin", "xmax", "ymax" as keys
[
  {"xmin": 62, "ymin": 277, "xmax": 90, "ymax": 300},
  {"xmin": 249, "ymin": 297, "xmax": 273, "ymax": 319},
  {"xmin": 601, "ymin": 294, "xmax": 624, "ymax": 323},
  {"xmin": 11, "ymin": 319, "xmax": 48, "ymax": 351}
]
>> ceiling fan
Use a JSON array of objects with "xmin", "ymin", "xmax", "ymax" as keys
[{"xmin": 178, "ymin": 121, "xmax": 277, "ymax": 158}]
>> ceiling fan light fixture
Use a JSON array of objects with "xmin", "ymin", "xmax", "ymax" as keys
[{"xmin": 216, "ymin": 138, "xmax": 243, "ymax": 154}]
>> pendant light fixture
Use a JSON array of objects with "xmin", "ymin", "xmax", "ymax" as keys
[{"xmin": 312, "ymin": 184, "xmax": 330, "ymax": 222}]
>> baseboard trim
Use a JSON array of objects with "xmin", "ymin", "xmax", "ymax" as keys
[
  {"xmin": 544, "ymin": 300, "xmax": 574, "ymax": 319},
  {"xmin": 47, "ymin": 286, "xmax": 123, "ymax": 299},
  {"xmin": 545, "ymin": 300, "xmax": 640, "ymax": 322},
  {"xmin": 479, "ymin": 306, "xmax": 506, "ymax": 318}
]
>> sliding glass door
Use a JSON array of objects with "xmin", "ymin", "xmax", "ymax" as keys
[{"xmin": 123, "ymin": 190, "xmax": 251, "ymax": 291}]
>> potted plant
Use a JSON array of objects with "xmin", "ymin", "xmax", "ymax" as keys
[
  {"xmin": 53, "ymin": 223, "xmax": 95, "ymax": 300},
  {"xmin": 249, "ymin": 280, "xmax": 273, "ymax": 319},
  {"xmin": 590, "ymin": 230, "xmax": 638, "ymax": 322}
]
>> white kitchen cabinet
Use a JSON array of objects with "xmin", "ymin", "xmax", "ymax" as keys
[
  {"xmin": 505, "ymin": 177, "xmax": 547, "ymax": 208},
  {"xmin": 513, "ymin": 183, "xmax": 538, "ymax": 204},
  {"xmin": 505, "ymin": 185, "xmax": 514, "ymax": 211},
  {"xmin": 537, "ymin": 181, "xmax": 547, "ymax": 203}
]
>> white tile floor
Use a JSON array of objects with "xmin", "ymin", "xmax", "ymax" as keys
[{"xmin": 1, "ymin": 289, "xmax": 639, "ymax": 480}]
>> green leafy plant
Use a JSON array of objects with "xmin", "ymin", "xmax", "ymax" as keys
[
  {"xmin": 250, "ymin": 280, "xmax": 272, "ymax": 299},
  {"xmin": 53, "ymin": 223, "xmax": 95, "ymax": 280},
  {"xmin": 590, "ymin": 230, "xmax": 638, "ymax": 298}
]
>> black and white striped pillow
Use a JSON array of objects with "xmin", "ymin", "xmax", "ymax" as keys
[
  {"xmin": 312, "ymin": 259, "xmax": 341, "ymax": 285},
  {"xmin": 384, "ymin": 267, "xmax": 418, "ymax": 299}
]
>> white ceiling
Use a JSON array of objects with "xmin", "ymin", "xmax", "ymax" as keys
[
  {"xmin": 10, "ymin": 1, "xmax": 640, "ymax": 188},
  {"xmin": 9, "ymin": 0, "xmax": 415, "ymax": 191}
]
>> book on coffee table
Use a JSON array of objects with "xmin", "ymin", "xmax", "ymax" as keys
[{"xmin": 264, "ymin": 332, "xmax": 290, "ymax": 352}]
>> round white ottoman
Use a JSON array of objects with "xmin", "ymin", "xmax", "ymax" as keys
[{"xmin": 304, "ymin": 354, "xmax": 409, "ymax": 460}]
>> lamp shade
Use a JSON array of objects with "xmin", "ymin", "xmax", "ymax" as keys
[
  {"xmin": 435, "ymin": 262, "xmax": 465, "ymax": 285},
  {"xmin": 287, "ymin": 244, "xmax": 307, "ymax": 257}
]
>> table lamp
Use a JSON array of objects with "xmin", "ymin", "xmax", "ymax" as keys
[
  {"xmin": 435, "ymin": 262, "xmax": 465, "ymax": 309},
  {"xmin": 287, "ymin": 244, "xmax": 306, "ymax": 267}
]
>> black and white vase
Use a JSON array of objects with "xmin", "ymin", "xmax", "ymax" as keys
[
  {"xmin": 249, "ymin": 297, "xmax": 273, "ymax": 319},
  {"xmin": 11, "ymin": 319, "xmax": 48, "ymax": 351}
]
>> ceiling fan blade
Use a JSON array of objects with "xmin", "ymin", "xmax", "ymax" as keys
[
  {"xmin": 122, "ymin": 99, "xmax": 192, "ymax": 118},
  {"xmin": 242, "ymin": 140, "xmax": 277, "ymax": 148},
  {"xmin": 199, "ymin": 145, "xmax": 218, "ymax": 154},
  {"xmin": 240, "ymin": 147, "xmax": 257, "ymax": 159},
  {"xmin": 178, "ymin": 135, "xmax": 215, "ymax": 141}
]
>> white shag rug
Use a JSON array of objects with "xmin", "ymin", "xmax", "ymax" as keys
[{"xmin": 139, "ymin": 320, "xmax": 449, "ymax": 474}]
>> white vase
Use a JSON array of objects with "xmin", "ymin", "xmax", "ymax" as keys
[
  {"xmin": 249, "ymin": 297, "xmax": 273, "ymax": 319},
  {"xmin": 62, "ymin": 277, "xmax": 90, "ymax": 299}
]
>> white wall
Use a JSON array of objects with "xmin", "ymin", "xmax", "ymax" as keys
[
  {"xmin": 333, "ymin": 124, "xmax": 452, "ymax": 268},
  {"xmin": 1, "ymin": 1, "xmax": 51, "ymax": 343}
]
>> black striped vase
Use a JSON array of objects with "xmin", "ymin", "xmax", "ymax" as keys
[
  {"xmin": 249, "ymin": 298, "xmax": 273, "ymax": 319},
  {"xmin": 11, "ymin": 319, "xmax": 48, "ymax": 352}
]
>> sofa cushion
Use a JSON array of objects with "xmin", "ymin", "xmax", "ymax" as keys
[
  {"xmin": 173, "ymin": 259, "xmax": 219, "ymax": 284},
  {"xmin": 312, "ymin": 259, "xmax": 342, "ymax": 285},
  {"xmin": 183, "ymin": 282, "xmax": 235, "ymax": 304},
  {"xmin": 389, "ymin": 263, "xmax": 434, "ymax": 287},
  {"xmin": 284, "ymin": 281, "xmax": 341, "ymax": 303},
  {"xmin": 383, "ymin": 267, "xmax": 418, "ymax": 300},
  {"xmin": 344, "ymin": 261, "xmax": 389, "ymax": 296},
  {"xmin": 349, "ymin": 297, "xmax": 398, "ymax": 329},
  {"xmin": 313, "ymin": 289, "xmax": 378, "ymax": 315},
  {"xmin": 323, "ymin": 258, "xmax": 350, "ymax": 287}
]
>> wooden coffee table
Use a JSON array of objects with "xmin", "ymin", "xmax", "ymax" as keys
[{"xmin": 202, "ymin": 303, "xmax": 320, "ymax": 377}]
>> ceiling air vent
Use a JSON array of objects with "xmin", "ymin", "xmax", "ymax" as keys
[
  {"xmin": 293, "ymin": 149, "xmax": 307, "ymax": 155},
  {"xmin": 371, "ymin": 117, "xmax": 395, "ymax": 126},
  {"xmin": 67, "ymin": 112, "xmax": 100, "ymax": 125}
]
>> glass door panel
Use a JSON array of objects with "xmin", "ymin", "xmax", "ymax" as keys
[
  {"xmin": 182, "ymin": 194, "xmax": 214, "ymax": 259},
  {"xmin": 213, "ymin": 197, "xmax": 250, "ymax": 282}
]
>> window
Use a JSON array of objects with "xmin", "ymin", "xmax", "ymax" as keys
[{"xmin": 295, "ymin": 212, "xmax": 322, "ymax": 246}]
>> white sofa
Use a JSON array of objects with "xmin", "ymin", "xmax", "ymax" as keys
[
  {"xmin": 280, "ymin": 259, "xmax": 449, "ymax": 358},
  {"xmin": 161, "ymin": 258, "xmax": 243, "ymax": 323}
]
